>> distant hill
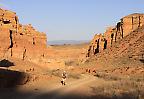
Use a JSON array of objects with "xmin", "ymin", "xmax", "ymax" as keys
[{"xmin": 48, "ymin": 40, "xmax": 89, "ymax": 45}]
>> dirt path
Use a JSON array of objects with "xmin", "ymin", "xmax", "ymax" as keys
[
  {"xmin": 29, "ymin": 74, "xmax": 105, "ymax": 99},
  {"xmin": 0, "ymin": 74, "xmax": 107, "ymax": 99}
]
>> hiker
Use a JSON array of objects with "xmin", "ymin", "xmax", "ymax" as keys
[{"xmin": 61, "ymin": 71, "xmax": 67, "ymax": 85}]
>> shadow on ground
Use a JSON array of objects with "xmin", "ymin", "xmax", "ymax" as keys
[
  {"xmin": 139, "ymin": 59, "xmax": 144, "ymax": 63},
  {"xmin": 35, "ymin": 92, "xmax": 143, "ymax": 99},
  {"xmin": 0, "ymin": 65, "xmax": 143, "ymax": 99},
  {"xmin": 0, "ymin": 68, "xmax": 29, "ymax": 88},
  {"xmin": 0, "ymin": 59, "xmax": 15, "ymax": 68},
  {"xmin": 0, "ymin": 88, "xmax": 143, "ymax": 99}
]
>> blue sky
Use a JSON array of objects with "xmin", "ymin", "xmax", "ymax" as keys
[{"xmin": 0, "ymin": 0, "xmax": 144, "ymax": 41}]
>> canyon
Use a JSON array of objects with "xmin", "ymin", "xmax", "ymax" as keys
[{"xmin": 0, "ymin": 8, "xmax": 144, "ymax": 99}]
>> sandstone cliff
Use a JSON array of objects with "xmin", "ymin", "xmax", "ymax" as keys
[
  {"xmin": 87, "ymin": 13, "xmax": 144, "ymax": 58},
  {"xmin": 0, "ymin": 8, "xmax": 47, "ymax": 63}
]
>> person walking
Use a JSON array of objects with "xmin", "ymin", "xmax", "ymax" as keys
[{"xmin": 61, "ymin": 71, "xmax": 67, "ymax": 85}]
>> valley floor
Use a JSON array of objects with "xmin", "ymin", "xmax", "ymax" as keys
[{"xmin": 0, "ymin": 43, "xmax": 144, "ymax": 99}]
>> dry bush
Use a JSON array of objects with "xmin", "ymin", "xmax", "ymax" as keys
[
  {"xmin": 92, "ymin": 72, "xmax": 144, "ymax": 99},
  {"xmin": 94, "ymin": 72, "xmax": 122, "ymax": 81},
  {"xmin": 67, "ymin": 73, "xmax": 81, "ymax": 79},
  {"xmin": 49, "ymin": 69, "xmax": 81, "ymax": 79},
  {"xmin": 51, "ymin": 69, "xmax": 62, "ymax": 77},
  {"xmin": 90, "ymin": 79, "xmax": 144, "ymax": 99},
  {"xmin": 65, "ymin": 60, "xmax": 79, "ymax": 66}
]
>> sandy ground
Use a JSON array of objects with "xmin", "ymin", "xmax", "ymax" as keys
[
  {"xmin": 0, "ymin": 74, "xmax": 111, "ymax": 99},
  {"xmin": 0, "ymin": 43, "xmax": 143, "ymax": 99}
]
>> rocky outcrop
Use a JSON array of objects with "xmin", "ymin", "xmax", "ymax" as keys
[
  {"xmin": 86, "ymin": 13, "xmax": 144, "ymax": 57},
  {"xmin": 0, "ymin": 8, "xmax": 47, "ymax": 63},
  {"xmin": 0, "ymin": 68, "xmax": 30, "ymax": 88}
]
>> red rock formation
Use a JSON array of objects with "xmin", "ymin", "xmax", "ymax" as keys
[
  {"xmin": 87, "ymin": 13, "xmax": 144, "ymax": 57},
  {"xmin": 0, "ymin": 8, "xmax": 47, "ymax": 63}
]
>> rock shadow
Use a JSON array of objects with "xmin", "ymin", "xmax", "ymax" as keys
[
  {"xmin": 0, "ymin": 59, "xmax": 15, "ymax": 68},
  {"xmin": 0, "ymin": 69, "xmax": 29, "ymax": 88},
  {"xmin": 139, "ymin": 59, "xmax": 144, "ymax": 63},
  {"xmin": 30, "ymin": 90, "xmax": 144, "ymax": 99},
  {"xmin": 0, "ymin": 84, "xmax": 143, "ymax": 99}
]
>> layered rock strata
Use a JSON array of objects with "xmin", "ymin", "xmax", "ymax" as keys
[
  {"xmin": 87, "ymin": 13, "xmax": 144, "ymax": 57},
  {"xmin": 0, "ymin": 8, "xmax": 47, "ymax": 63}
]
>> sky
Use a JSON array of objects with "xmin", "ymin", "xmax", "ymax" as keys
[{"xmin": 0, "ymin": 0, "xmax": 144, "ymax": 41}]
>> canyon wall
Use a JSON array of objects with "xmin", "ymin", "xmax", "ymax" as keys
[
  {"xmin": 86, "ymin": 13, "xmax": 144, "ymax": 57},
  {"xmin": 0, "ymin": 8, "xmax": 47, "ymax": 63}
]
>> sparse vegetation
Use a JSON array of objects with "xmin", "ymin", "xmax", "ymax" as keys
[
  {"xmin": 49, "ymin": 69, "xmax": 81, "ymax": 79},
  {"xmin": 90, "ymin": 79, "xmax": 144, "ymax": 99},
  {"xmin": 65, "ymin": 60, "xmax": 80, "ymax": 66}
]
